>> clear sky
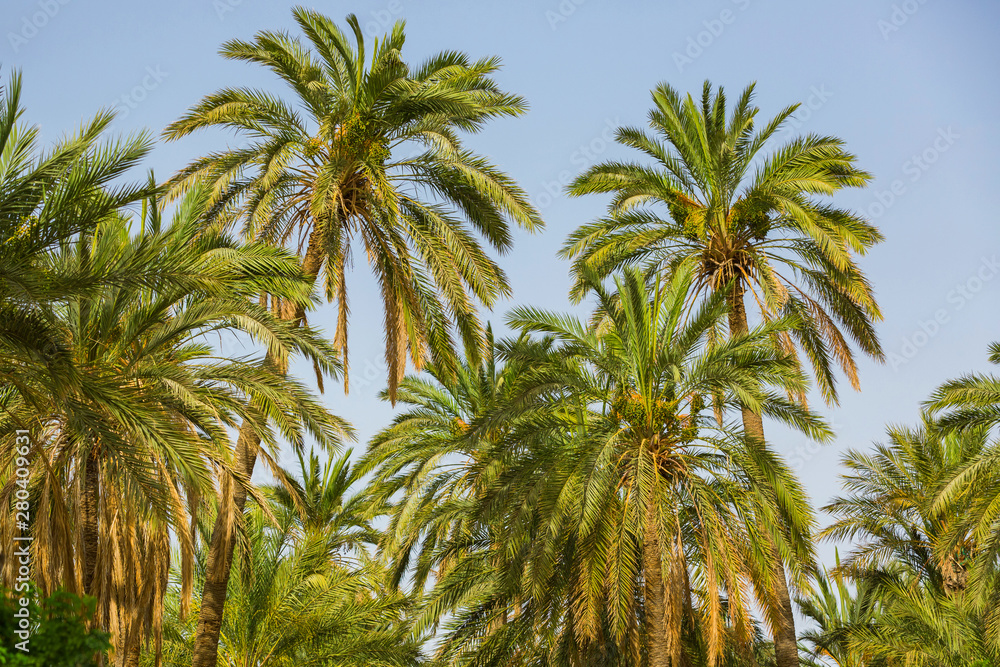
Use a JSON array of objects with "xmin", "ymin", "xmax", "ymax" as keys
[{"xmin": 6, "ymin": 0, "xmax": 1000, "ymax": 564}]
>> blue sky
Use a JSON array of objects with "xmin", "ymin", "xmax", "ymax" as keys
[{"xmin": 6, "ymin": 0, "xmax": 1000, "ymax": 561}]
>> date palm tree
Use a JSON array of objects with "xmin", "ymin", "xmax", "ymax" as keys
[
  {"xmin": 562, "ymin": 81, "xmax": 882, "ymax": 667},
  {"xmin": 164, "ymin": 11, "xmax": 540, "ymax": 664},
  {"xmin": 265, "ymin": 448, "xmax": 377, "ymax": 563},
  {"xmin": 796, "ymin": 552, "xmax": 881, "ymax": 667},
  {"xmin": 820, "ymin": 415, "xmax": 985, "ymax": 597},
  {"xmin": 406, "ymin": 267, "xmax": 827, "ymax": 666},
  {"xmin": 816, "ymin": 349, "xmax": 1000, "ymax": 665},
  {"xmin": 0, "ymin": 69, "xmax": 155, "ymax": 411},
  {"xmin": 0, "ymin": 190, "xmax": 347, "ymax": 667},
  {"xmin": 924, "ymin": 342, "xmax": 1000, "ymax": 624},
  {"xmin": 361, "ymin": 331, "xmax": 612, "ymax": 665},
  {"xmin": 359, "ymin": 327, "xmax": 523, "ymax": 594},
  {"xmin": 152, "ymin": 500, "xmax": 421, "ymax": 667},
  {"xmin": 848, "ymin": 580, "xmax": 996, "ymax": 667},
  {"xmin": 164, "ymin": 9, "xmax": 541, "ymax": 391},
  {"xmin": 491, "ymin": 266, "xmax": 829, "ymax": 667}
]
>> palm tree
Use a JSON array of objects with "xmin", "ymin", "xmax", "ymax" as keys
[
  {"xmin": 152, "ymin": 501, "xmax": 422, "ymax": 667},
  {"xmin": 0, "ymin": 69, "xmax": 155, "ymax": 411},
  {"xmin": 923, "ymin": 342, "xmax": 1000, "ymax": 625},
  {"xmin": 796, "ymin": 552, "xmax": 880, "ymax": 667},
  {"xmin": 0, "ymin": 190, "xmax": 347, "ymax": 666},
  {"xmin": 359, "ymin": 327, "xmax": 523, "ymax": 593},
  {"xmin": 422, "ymin": 267, "xmax": 829, "ymax": 666},
  {"xmin": 499, "ymin": 267, "xmax": 830, "ymax": 666},
  {"xmin": 361, "ymin": 331, "xmax": 602, "ymax": 666},
  {"xmin": 819, "ymin": 415, "xmax": 985, "ymax": 597},
  {"xmin": 164, "ymin": 9, "xmax": 542, "ymax": 390},
  {"xmin": 562, "ymin": 81, "xmax": 882, "ymax": 667},
  {"xmin": 265, "ymin": 448, "xmax": 378, "ymax": 563},
  {"xmin": 163, "ymin": 11, "xmax": 541, "ymax": 664},
  {"xmin": 848, "ymin": 580, "xmax": 997, "ymax": 667}
]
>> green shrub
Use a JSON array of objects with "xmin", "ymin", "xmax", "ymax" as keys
[{"xmin": 0, "ymin": 588, "xmax": 110, "ymax": 667}]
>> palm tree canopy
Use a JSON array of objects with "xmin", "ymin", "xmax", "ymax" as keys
[
  {"xmin": 820, "ymin": 415, "xmax": 986, "ymax": 595},
  {"xmin": 154, "ymin": 501, "xmax": 422, "ymax": 667},
  {"xmin": 0, "ymin": 188, "xmax": 351, "ymax": 661},
  {"xmin": 0, "ymin": 69, "xmax": 155, "ymax": 409},
  {"xmin": 796, "ymin": 551, "xmax": 881, "ymax": 667},
  {"xmin": 359, "ymin": 327, "xmax": 521, "ymax": 593},
  {"xmin": 164, "ymin": 9, "xmax": 542, "ymax": 399},
  {"xmin": 378, "ymin": 267, "xmax": 831, "ymax": 666},
  {"xmin": 562, "ymin": 80, "xmax": 883, "ymax": 404},
  {"xmin": 265, "ymin": 447, "xmax": 379, "ymax": 562},
  {"xmin": 495, "ymin": 267, "xmax": 830, "ymax": 661}
]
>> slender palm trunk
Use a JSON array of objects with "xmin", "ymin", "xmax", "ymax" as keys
[
  {"xmin": 727, "ymin": 284, "xmax": 799, "ymax": 667},
  {"xmin": 644, "ymin": 500, "xmax": 670, "ymax": 667},
  {"xmin": 82, "ymin": 447, "xmax": 100, "ymax": 597},
  {"xmin": 188, "ymin": 418, "xmax": 265, "ymax": 667},
  {"xmin": 82, "ymin": 449, "xmax": 106, "ymax": 667},
  {"xmin": 190, "ymin": 226, "xmax": 325, "ymax": 667}
]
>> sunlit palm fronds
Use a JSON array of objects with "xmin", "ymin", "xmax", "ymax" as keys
[
  {"xmin": 153, "ymin": 501, "xmax": 421, "ymax": 667},
  {"xmin": 562, "ymin": 80, "xmax": 881, "ymax": 406},
  {"xmin": 164, "ymin": 9, "xmax": 542, "ymax": 398}
]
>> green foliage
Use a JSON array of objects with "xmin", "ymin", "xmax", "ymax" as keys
[
  {"xmin": 367, "ymin": 268, "xmax": 830, "ymax": 666},
  {"xmin": 562, "ymin": 79, "xmax": 882, "ymax": 405},
  {"xmin": 0, "ymin": 67, "xmax": 155, "ymax": 413},
  {"xmin": 153, "ymin": 499, "xmax": 421, "ymax": 667},
  {"xmin": 9, "ymin": 20, "xmax": 1000, "ymax": 667},
  {"xmin": 810, "ymin": 344, "xmax": 1000, "ymax": 666},
  {"xmin": 0, "ymin": 588, "xmax": 110, "ymax": 667},
  {"xmin": 164, "ymin": 9, "xmax": 543, "ymax": 400},
  {"xmin": 796, "ymin": 552, "xmax": 880, "ymax": 667},
  {"xmin": 0, "ymin": 184, "xmax": 351, "ymax": 662}
]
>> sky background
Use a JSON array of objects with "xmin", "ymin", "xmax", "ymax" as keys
[{"xmin": 6, "ymin": 0, "xmax": 999, "ymax": 569}]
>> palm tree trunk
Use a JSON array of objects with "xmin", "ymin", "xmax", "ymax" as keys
[
  {"xmin": 120, "ymin": 643, "xmax": 141, "ymax": 667},
  {"xmin": 188, "ymin": 418, "xmax": 264, "ymax": 667},
  {"xmin": 644, "ymin": 501, "xmax": 670, "ymax": 667},
  {"xmin": 727, "ymin": 284, "xmax": 799, "ymax": 667},
  {"xmin": 82, "ymin": 447, "xmax": 100, "ymax": 597},
  {"xmin": 190, "ymin": 227, "xmax": 325, "ymax": 667},
  {"xmin": 941, "ymin": 551, "xmax": 968, "ymax": 595}
]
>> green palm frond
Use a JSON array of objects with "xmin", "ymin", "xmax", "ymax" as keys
[
  {"xmin": 165, "ymin": 9, "xmax": 541, "ymax": 400},
  {"xmin": 562, "ymin": 80, "xmax": 882, "ymax": 406}
]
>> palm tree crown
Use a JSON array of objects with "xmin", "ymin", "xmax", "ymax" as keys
[
  {"xmin": 562, "ymin": 80, "xmax": 882, "ymax": 404},
  {"xmin": 0, "ymin": 190, "xmax": 348, "ymax": 663},
  {"xmin": 165, "ymin": 9, "xmax": 542, "ymax": 398},
  {"xmin": 394, "ymin": 268, "xmax": 830, "ymax": 666}
]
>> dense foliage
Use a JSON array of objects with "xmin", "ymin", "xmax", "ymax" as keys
[
  {"xmin": 1, "ymin": 7, "xmax": 996, "ymax": 667},
  {"xmin": 0, "ymin": 589, "xmax": 110, "ymax": 667}
]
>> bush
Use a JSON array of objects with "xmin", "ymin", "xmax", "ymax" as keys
[{"xmin": 0, "ymin": 588, "xmax": 110, "ymax": 667}]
